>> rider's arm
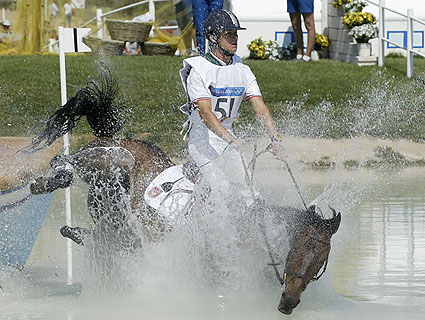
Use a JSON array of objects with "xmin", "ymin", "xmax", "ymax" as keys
[
  {"xmin": 249, "ymin": 96, "xmax": 280, "ymax": 139},
  {"xmin": 244, "ymin": 67, "xmax": 283, "ymax": 143},
  {"xmin": 249, "ymin": 96, "xmax": 286, "ymax": 158},
  {"xmin": 196, "ymin": 99, "xmax": 236, "ymax": 144}
]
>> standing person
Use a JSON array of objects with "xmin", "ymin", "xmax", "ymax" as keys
[
  {"xmin": 192, "ymin": 0, "xmax": 223, "ymax": 55},
  {"xmin": 287, "ymin": 0, "xmax": 316, "ymax": 62},
  {"xmin": 51, "ymin": 1, "xmax": 59, "ymax": 20},
  {"xmin": 64, "ymin": 0, "xmax": 72, "ymax": 28},
  {"xmin": 179, "ymin": 10, "xmax": 285, "ymax": 208}
]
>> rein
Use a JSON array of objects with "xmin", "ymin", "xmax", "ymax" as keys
[
  {"xmin": 238, "ymin": 142, "xmax": 329, "ymax": 289},
  {"xmin": 240, "ymin": 143, "xmax": 308, "ymax": 212}
]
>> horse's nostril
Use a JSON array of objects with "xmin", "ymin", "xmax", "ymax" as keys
[
  {"xmin": 278, "ymin": 307, "xmax": 292, "ymax": 315},
  {"xmin": 278, "ymin": 293, "xmax": 300, "ymax": 315}
]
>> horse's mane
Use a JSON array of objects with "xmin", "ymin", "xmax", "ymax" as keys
[
  {"xmin": 24, "ymin": 64, "xmax": 126, "ymax": 153},
  {"xmin": 279, "ymin": 205, "xmax": 338, "ymax": 239}
]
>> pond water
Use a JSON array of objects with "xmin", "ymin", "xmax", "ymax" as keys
[{"xmin": 0, "ymin": 163, "xmax": 424, "ymax": 320}]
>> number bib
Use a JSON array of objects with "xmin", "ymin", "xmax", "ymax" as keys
[{"xmin": 180, "ymin": 55, "xmax": 261, "ymax": 121}]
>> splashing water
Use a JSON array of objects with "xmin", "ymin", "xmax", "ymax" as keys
[
  {"xmin": 1, "ymin": 68, "xmax": 425, "ymax": 319},
  {"xmin": 276, "ymin": 71, "xmax": 425, "ymax": 141}
]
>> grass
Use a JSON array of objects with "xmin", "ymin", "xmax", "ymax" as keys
[{"xmin": 0, "ymin": 54, "xmax": 424, "ymax": 157}]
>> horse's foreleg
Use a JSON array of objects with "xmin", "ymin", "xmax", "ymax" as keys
[
  {"xmin": 30, "ymin": 170, "xmax": 74, "ymax": 194},
  {"xmin": 60, "ymin": 225, "xmax": 90, "ymax": 246},
  {"xmin": 30, "ymin": 155, "xmax": 74, "ymax": 195}
]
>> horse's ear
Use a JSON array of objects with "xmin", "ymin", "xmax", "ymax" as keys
[
  {"xmin": 307, "ymin": 205, "xmax": 316, "ymax": 214},
  {"xmin": 326, "ymin": 207, "xmax": 341, "ymax": 235}
]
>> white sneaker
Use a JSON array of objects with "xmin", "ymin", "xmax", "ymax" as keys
[
  {"xmin": 302, "ymin": 55, "xmax": 311, "ymax": 62},
  {"xmin": 296, "ymin": 54, "xmax": 303, "ymax": 61}
]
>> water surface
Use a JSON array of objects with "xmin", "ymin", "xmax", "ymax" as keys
[{"xmin": 0, "ymin": 166, "xmax": 424, "ymax": 320}]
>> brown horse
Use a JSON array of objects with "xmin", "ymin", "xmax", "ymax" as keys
[
  {"xmin": 275, "ymin": 205, "xmax": 341, "ymax": 315},
  {"xmin": 27, "ymin": 66, "xmax": 341, "ymax": 311}
]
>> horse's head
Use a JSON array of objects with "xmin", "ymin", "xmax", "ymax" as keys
[{"xmin": 278, "ymin": 205, "xmax": 341, "ymax": 315}]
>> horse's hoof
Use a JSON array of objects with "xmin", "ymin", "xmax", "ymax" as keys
[{"xmin": 60, "ymin": 226, "xmax": 89, "ymax": 245}]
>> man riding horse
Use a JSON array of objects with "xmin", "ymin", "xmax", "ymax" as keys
[
  {"xmin": 179, "ymin": 9, "xmax": 286, "ymax": 209},
  {"xmin": 25, "ymin": 12, "xmax": 342, "ymax": 314}
]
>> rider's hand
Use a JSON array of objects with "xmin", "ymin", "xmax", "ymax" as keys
[
  {"xmin": 228, "ymin": 137, "xmax": 247, "ymax": 151},
  {"xmin": 271, "ymin": 141, "xmax": 287, "ymax": 160}
]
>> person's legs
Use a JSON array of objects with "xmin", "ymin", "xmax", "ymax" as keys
[
  {"xmin": 302, "ymin": 13, "xmax": 316, "ymax": 57},
  {"xmin": 66, "ymin": 14, "xmax": 71, "ymax": 27},
  {"xmin": 289, "ymin": 13, "xmax": 303, "ymax": 57},
  {"xmin": 192, "ymin": 0, "xmax": 209, "ymax": 55},
  {"xmin": 208, "ymin": 0, "xmax": 224, "ymax": 12}
]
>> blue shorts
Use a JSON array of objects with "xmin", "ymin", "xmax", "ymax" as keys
[{"xmin": 287, "ymin": 0, "xmax": 314, "ymax": 13}]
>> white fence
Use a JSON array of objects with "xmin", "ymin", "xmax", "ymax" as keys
[
  {"xmin": 77, "ymin": 0, "xmax": 177, "ymax": 40},
  {"xmin": 367, "ymin": 0, "xmax": 425, "ymax": 78}
]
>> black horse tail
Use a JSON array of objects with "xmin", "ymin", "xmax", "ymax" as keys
[{"xmin": 26, "ymin": 64, "xmax": 126, "ymax": 152}]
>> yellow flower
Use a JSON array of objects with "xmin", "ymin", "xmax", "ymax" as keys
[
  {"xmin": 333, "ymin": 0, "xmax": 351, "ymax": 8},
  {"xmin": 343, "ymin": 12, "xmax": 376, "ymax": 28}
]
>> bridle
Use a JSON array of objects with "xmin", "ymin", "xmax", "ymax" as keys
[
  {"xmin": 267, "ymin": 228, "xmax": 331, "ymax": 288},
  {"xmin": 282, "ymin": 233, "xmax": 331, "ymax": 289}
]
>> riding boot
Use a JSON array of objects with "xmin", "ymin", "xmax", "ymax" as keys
[{"xmin": 60, "ymin": 225, "xmax": 90, "ymax": 246}]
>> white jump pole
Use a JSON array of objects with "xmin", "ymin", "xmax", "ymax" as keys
[
  {"xmin": 406, "ymin": 9, "xmax": 414, "ymax": 78},
  {"xmin": 58, "ymin": 26, "xmax": 73, "ymax": 286}
]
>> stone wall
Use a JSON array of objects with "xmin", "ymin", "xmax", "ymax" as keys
[
  {"xmin": 326, "ymin": 0, "xmax": 377, "ymax": 66},
  {"xmin": 327, "ymin": 2, "xmax": 356, "ymax": 62}
]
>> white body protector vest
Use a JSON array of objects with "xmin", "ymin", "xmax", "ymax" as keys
[
  {"xmin": 145, "ymin": 55, "xmax": 262, "ymax": 222},
  {"xmin": 179, "ymin": 54, "xmax": 261, "ymax": 136}
]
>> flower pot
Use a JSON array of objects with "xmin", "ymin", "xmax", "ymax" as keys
[
  {"xmin": 356, "ymin": 42, "xmax": 371, "ymax": 57},
  {"xmin": 311, "ymin": 50, "xmax": 319, "ymax": 61}
]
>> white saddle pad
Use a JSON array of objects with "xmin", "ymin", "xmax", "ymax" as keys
[{"xmin": 144, "ymin": 165, "xmax": 195, "ymax": 220}]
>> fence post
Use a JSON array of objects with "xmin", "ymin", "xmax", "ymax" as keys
[
  {"xmin": 378, "ymin": 0, "xmax": 385, "ymax": 67},
  {"xmin": 96, "ymin": 8, "xmax": 103, "ymax": 39},
  {"xmin": 407, "ymin": 9, "xmax": 414, "ymax": 78},
  {"xmin": 321, "ymin": 0, "xmax": 328, "ymax": 34}
]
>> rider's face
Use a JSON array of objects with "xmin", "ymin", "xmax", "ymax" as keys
[{"xmin": 218, "ymin": 30, "xmax": 238, "ymax": 54}]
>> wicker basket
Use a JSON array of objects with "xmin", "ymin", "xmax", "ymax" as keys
[
  {"xmin": 142, "ymin": 42, "xmax": 177, "ymax": 56},
  {"xmin": 106, "ymin": 19, "xmax": 152, "ymax": 42},
  {"xmin": 83, "ymin": 36, "xmax": 125, "ymax": 55}
]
